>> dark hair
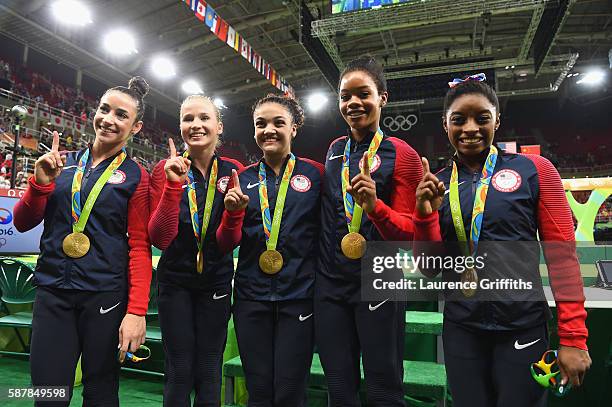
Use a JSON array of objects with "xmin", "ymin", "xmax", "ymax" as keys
[
  {"xmin": 252, "ymin": 93, "xmax": 305, "ymax": 128},
  {"xmin": 339, "ymin": 55, "xmax": 387, "ymax": 94},
  {"xmin": 443, "ymin": 79, "xmax": 499, "ymax": 115},
  {"xmin": 104, "ymin": 76, "xmax": 150, "ymax": 122}
]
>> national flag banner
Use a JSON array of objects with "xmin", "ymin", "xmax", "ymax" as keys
[
  {"xmin": 216, "ymin": 19, "xmax": 229, "ymax": 42},
  {"xmin": 40, "ymin": 109, "xmax": 50, "ymax": 121},
  {"xmin": 64, "ymin": 117, "xmax": 74, "ymax": 129},
  {"xmin": 210, "ymin": 14, "xmax": 219, "ymax": 33},
  {"xmin": 497, "ymin": 141, "xmax": 517, "ymax": 154},
  {"xmin": 204, "ymin": 5, "xmax": 215, "ymax": 28},
  {"xmin": 186, "ymin": 0, "xmax": 198, "ymax": 12},
  {"xmin": 233, "ymin": 33, "xmax": 241, "ymax": 51},
  {"xmin": 226, "ymin": 25, "xmax": 236, "ymax": 48},
  {"xmin": 251, "ymin": 52, "xmax": 258, "ymax": 69},
  {"xmin": 74, "ymin": 121, "xmax": 84, "ymax": 132},
  {"xmin": 195, "ymin": 1, "xmax": 206, "ymax": 21},
  {"xmin": 520, "ymin": 145, "xmax": 541, "ymax": 155},
  {"xmin": 241, "ymin": 38, "xmax": 250, "ymax": 60},
  {"xmin": 26, "ymin": 106, "xmax": 35, "ymax": 117},
  {"xmin": 181, "ymin": 0, "xmax": 294, "ymax": 98},
  {"xmin": 264, "ymin": 63, "xmax": 270, "ymax": 79},
  {"xmin": 51, "ymin": 113, "xmax": 64, "ymax": 127}
]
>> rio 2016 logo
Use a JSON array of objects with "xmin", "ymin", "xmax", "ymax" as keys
[
  {"xmin": 0, "ymin": 208, "xmax": 15, "ymax": 237},
  {"xmin": 0, "ymin": 208, "xmax": 13, "ymax": 225}
]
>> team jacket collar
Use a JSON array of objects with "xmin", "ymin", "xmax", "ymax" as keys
[
  {"xmin": 183, "ymin": 152, "xmax": 218, "ymax": 178},
  {"xmin": 345, "ymin": 128, "xmax": 379, "ymax": 147},
  {"xmin": 79, "ymin": 144, "xmax": 129, "ymax": 167},
  {"xmin": 259, "ymin": 153, "xmax": 293, "ymax": 175},
  {"xmin": 450, "ymin": 146, "xmax": 494, "ymax": 173}
]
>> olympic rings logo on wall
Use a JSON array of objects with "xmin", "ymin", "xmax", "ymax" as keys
[{"xmin": 382, "ymin": 114, "xmax": 418, "ymax": 132}]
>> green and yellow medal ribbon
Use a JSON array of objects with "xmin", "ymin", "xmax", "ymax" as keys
[
  {"xmin": 257, "ymin": 154, "xmax": 296, "ymax": 274},
  {"xmin": 184, "ymin": 152, "xmax": 218, "ymax": 274},
  {"xmin": 63, "ymin": 148, "xmax": 127, "ymax": 258},
  {"xmin": 340, "ymin": 129, "xmax": 383, "ymax": 259},
  {"xmin": 449, "ymin": 145, "xmax": 498, "ymax": 295}
]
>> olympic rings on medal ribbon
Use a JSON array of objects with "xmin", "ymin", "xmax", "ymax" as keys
[{"xmin": 382, "ymin": 114, "xmax": 418, "ymax": 132}]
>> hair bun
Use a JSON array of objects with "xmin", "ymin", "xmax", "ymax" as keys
[{"xmin": 128, "ymin": 76, "xmax": 150, "ymax": 99}]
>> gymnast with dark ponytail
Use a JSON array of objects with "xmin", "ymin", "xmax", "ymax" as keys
[{"xmin": 14, "ymin": 76, "xmax": 153, "ymax": 406}]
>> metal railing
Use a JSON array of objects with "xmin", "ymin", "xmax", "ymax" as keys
[
  {"xmin": 0, "ymin": 87, "xmax": 90, "ymax": 130},
  {"xmin": 0, "ymin": 88, "xmax": 169, "ymax": 158}
]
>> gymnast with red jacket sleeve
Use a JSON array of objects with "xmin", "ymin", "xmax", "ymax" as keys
[
  {"xmin": 147, "ymin": 95, "xmax": 242, "ymax": 407},
  {"xmin": 13, "ymin": 77, "xmax": 152, "ymax": 407},
  {"xmin": 315, "ymin": 56, "xmax": 423, "ymax": 407},
  {"xmin": 413, "ymin": 76, "xmax": 590, "ymax": 407}
]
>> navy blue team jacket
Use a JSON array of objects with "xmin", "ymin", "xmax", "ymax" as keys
[
  {"xmin": 16, "ymin": 149, "xmax": 151, "ymax": 302},
  {"xmin": 232, "ymin": 155, "xmax": 324, "ymax": 301},
  {"xmin": 319, "ymin": 131, "xmax": 423, "ymax": 284},
  {"xmin": 149, "ymin": 155, "xmax": 242, "ymax": 291}
]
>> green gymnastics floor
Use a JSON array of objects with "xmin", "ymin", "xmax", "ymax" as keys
[{"xmin": 0, "ymin": 356, "xmax": 163, "ymax": 406}]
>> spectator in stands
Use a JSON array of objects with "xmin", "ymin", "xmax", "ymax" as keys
[
  {"xmin": 65, "ymin": 134, "xmax": 73, "ymax": 149},
  {"xmin": 2, "ymin": 153, "xmax": 12, "ymax": 172}
]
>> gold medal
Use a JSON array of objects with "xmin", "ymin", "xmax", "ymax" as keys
[
  {"xmin": 62, "ymin": 232, "xmax": 90, "ymax": 258},
  {"xmin": 341, "ymin": 232, "xmax": 366, "ymax": 259},
  {"xmin": 259, "ymin": 250, "xmax": 283, "ymax": 275},
  {"xmin": 461, "ymin": 267, "xmax": 478, "ymax": 297},
  {"xmin": 196, "ymin": 251, "xmax": 204, "ymax": 274}
]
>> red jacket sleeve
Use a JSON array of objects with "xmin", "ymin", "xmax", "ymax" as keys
[
  {"xmin": 13, "ymin": 176, "xmax": 55, "ymax": 232},
  {"xmin": 216, "ymin": 209, "xmax": 245, "ymax": 254},
  {"xmin": 215, "ymin": 162, "xmax": 247, "ymax": 254},
  {"xmin": 412, "ymin": 211, "xmax": 443, "ymax": 277},
  {"xmin": 524, "ymin": 154, "xmax": 588, "ymax": 350},
  {"xmin": 367, "ymin": 138, "xmax": 423, "ymax": 241},
  {"xmin": 126, "ymin": 165, "xmax": 153, "ymax": 316},
  {"xmin": 147, "ymin": 160, "xmax": 184, "ymax": 250}
]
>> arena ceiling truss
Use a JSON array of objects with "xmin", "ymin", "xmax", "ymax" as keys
[{"xmin": 0, "ymin": 0, "xmax": 610, "ymax": 114}]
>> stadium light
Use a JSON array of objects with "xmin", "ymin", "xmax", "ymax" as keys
[
  {"xmin": 51, "ymin": 1, "xmax": 92, "ymax": 26},
  {"xmin": 213, "ymin": 98, "xmax": 227, "ymax": 109},
  {"xmin": 151, "ymin": 56, "xmax": 176, "ymax": 79},
  {"xmin": 103, "ymin": 29, "xmax": 137, "ymax": 55},
  {"xmin": 576, "ymin": 69, "xmax": 605, "ymax": 86},
  {"xmin": 182, "ymin": 80, "xmax": 203, "ymax": 94},
  {"xmin": 308, "ymin": 93, "xmax": 328, "ymax": 112}
]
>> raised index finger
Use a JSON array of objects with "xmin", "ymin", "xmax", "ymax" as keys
[
  {"xmin": 231, "ymin": 169, "xmax": 242, "ymax": 192},
  {"xmin": 421, "ymin": 157, "xmax": 430, "ymax": 174},
  {"xmin": 362, "ymin": 151, "xmax": 370, "ymax": 176},
  {"xmin": 168, "ymin": 138, "xmax": 177, "ymax": 158},
  {"xmin": 51, "ymin": 131, "xmax": 60, "ymax": 152}
]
